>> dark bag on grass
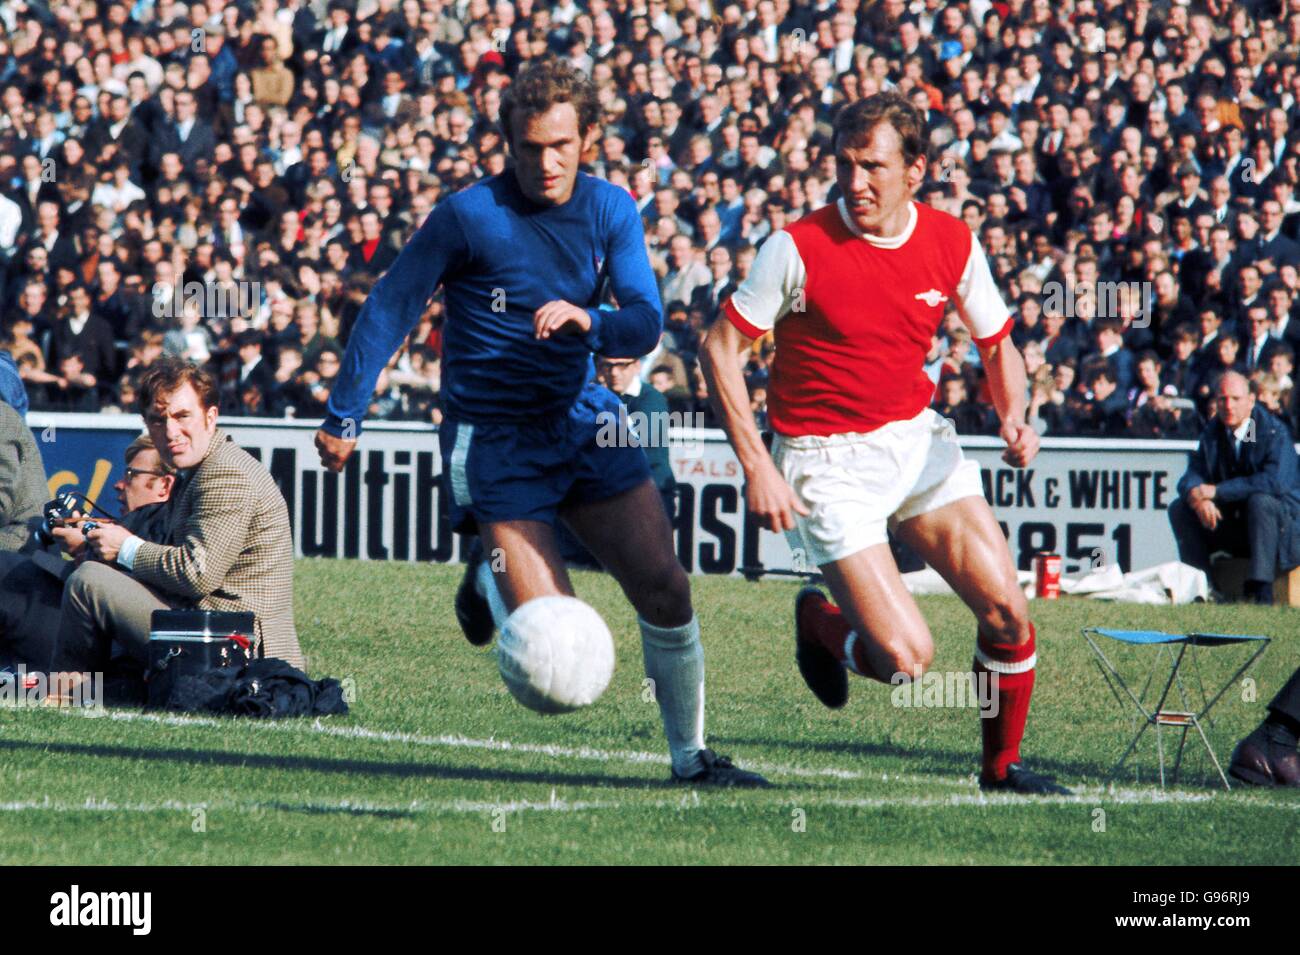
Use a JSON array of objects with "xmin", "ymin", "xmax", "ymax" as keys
[{"xmin": 165, "ymin": 658, "xmax": 349, "ymax": 718}]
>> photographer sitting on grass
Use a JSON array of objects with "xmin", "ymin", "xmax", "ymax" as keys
[
  {"xmin": 0, "ymin": 435, "xmax": 175, "ymax": 677},
  {"xmin": 54, "ymin": 359, "xmax": 303, "ymax": 673}
]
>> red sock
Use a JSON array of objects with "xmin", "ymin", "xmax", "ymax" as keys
[
  {"xmin": 973, "ymin": 622, "xmax": 1037, "ymax": 782},
  {"xmin": 800, "ymin": 595, "xmax": 888, "ymax": 682}
]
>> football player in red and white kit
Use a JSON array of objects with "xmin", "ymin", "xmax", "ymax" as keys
[{"xmin": 701, "ymin": 93, "xmax": 1071, "ymax": 794}]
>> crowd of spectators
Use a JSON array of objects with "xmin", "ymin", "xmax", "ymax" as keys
[{"xmin": 2, "ymin": 0, "xmax": 1300, "ymax": 441}]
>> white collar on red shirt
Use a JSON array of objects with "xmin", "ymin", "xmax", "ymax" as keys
[{"xmin": 836, "ymin": 198, "xmax": 918, "ymax": 249}]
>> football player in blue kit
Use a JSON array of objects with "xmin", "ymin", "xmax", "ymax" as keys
[{"xmin": 315, "ymin": 59, "xmax": 767, "ymax": 788}]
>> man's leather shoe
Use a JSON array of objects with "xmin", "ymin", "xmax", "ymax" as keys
[
  {"xmin": 1228, "ymin": 728, "xmax": 1300, "ymax": 787},
  {"xmin": 1244, "ymin": 580, "xmax": 1274, "ymax": 606}
]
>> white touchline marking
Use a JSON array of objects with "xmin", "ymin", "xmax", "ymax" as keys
[
  {"xmin": 45, "ymin": 707, "xmax": 973, "ymax": 787},
  {"xmin": 37, "ymin": 709, "xmax": 1300, "ymax": 807},
  {"xmin": 0, "ymin": 791, "xmax": 1296, "ymax": 816}
]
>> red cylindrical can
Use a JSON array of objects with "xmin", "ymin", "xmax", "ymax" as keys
[{"xmin": 1034, "ymin": 553, "xmax": 1062, "ymax": 599}]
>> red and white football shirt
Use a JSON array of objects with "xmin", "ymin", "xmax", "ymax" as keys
[{"xmin": 722, "ymin": 199, "xmax": 1012, "ymax": 437}]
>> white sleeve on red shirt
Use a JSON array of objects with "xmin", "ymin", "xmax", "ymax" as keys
[
  {"xmin": 955, "ymin": 232, "xmax": 1014, "ymax": 347},
  {"xmin": 722, "ymin": 230, "xmax": 807, "ymax": 338}
]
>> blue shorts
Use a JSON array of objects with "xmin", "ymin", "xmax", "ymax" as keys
[{"xmin": 439, "ymin": 381, "xmax": 652, "ymax": 534}]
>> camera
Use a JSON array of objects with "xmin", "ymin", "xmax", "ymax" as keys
[{"xmin": 34, "ymin": 492, "xmax": 85, "ymax": 547}]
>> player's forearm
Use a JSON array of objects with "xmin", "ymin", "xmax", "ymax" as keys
[
  {"xmin": 700, "ymin": 328, "xmax": 768, "ymax": 472},
  {"xmin": 131, "ymin": 536, "xmax": 240, "ymax": 600},
  {"xmin": 324, "ymin": 242, "xmax": 444, "ymax": 435},
  {"xmin": 583, "ymin": 298, "xmax": 661, "ymax": 358},
  {"xmin": 590, "ymin": 191, "xmax": 670, "ymax": 358},
  {"xmin": 323, "ymin": 282, "xmax": 416, "ymax": 436},
  {"xmin": 589, "ymin": 209, "xmax": 666, "ymax": 357},
  {"xmin": 981, "ymin": 339, "xmax": 1029, "ymax": 427}
]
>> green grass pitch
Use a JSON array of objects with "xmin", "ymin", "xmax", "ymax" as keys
[{"xmin": 1, "ymin": 560, "xmax": 1296, "ymax": 864}]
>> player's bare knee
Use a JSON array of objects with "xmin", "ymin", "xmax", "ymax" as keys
[
  {"xmin": 635, "ymin": 558, "xmax": 693, "ymax": 625},
  {"xmin": 884, "ymin": 639, "xmax": 933, "ymax": 680},
  {"xmin": 977, "ymin": 592, "xmax": 1031, "ymax": 645}
]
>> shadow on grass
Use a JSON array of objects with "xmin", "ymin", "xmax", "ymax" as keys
[
  {"xmin": 730, "ymin": 731, "xmax": 1266, "ymax": 791},
  {"xmin": 0, "ymin": 737, "xmax": 680, "ymax": 791},
  {"xmin": 712, "ymin": 734, "xmax": 1122, "ymax": 783},
  {"xmin": 257, "ymin": 801, "xmax": 420, "ymax": 819}
]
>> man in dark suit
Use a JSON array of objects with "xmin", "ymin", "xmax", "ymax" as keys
[
  {"xmin": 1168, "ymin": 371, "xmax": 1300, "ymax": 605},
  {"xmin": 11, "ymin": 155, "xmax": 59, "ymax": 233},
  {"xmin": 1240, "ymin": 305, "xmax": 1284, "ymax": 375},
  {"xmin": 1071, "ymin": 367, "xmax": 1129, "ymax": 437},
  {"xmin": 931, "ymin": 374, "xmax": 997, "ymax": 436},
  {"xmin": 148, "ymin": 90, "xmax": 217, "ymax": 171},
  {"xmin": 227, "ymin": 330, "xmax": 277, "ymax": 414},
  {"xmin": 688, "ymin": 245, "xmax": 736, "ymax": 322},
  {"xmin": 1230, "ymin": 263, "xmax": 1266, "ymax": 329},
  {"xmin": 316, "ymin": 1, "xmax": 358, "ymax": 58},
  {"xmin": 1252, "ymin": 200, "xmax": 1300, "ymax": 269},
  {"xmin": 1162, "ymin": 326, "xmax": 1201, "ymax": 397},
  {"xmin": 47, "ymin": 283, "xmax": 117, "ymax": 395},
  {"xmin": 1161, "ymin": 163, "xmax": 1212, "ymax": 221},
  {"xmin": 92, "ymin": 258, "xmax": 142, "ymax": 342},
  {"xmin": 283, "ymin": 148, "xmax": 333, "ymax": 208},
  {"xmin": 1267, "ymin": 284, "xmax": 1300, "ymax": 350},
  {"xmin": 1192, "ymin": 308, "xmax": 1232, "ymax": 376},
  {"xmin": 347, "ymin": 210, "xmax": 399, "ymax": 276},
  {"xmin": 1180, "ymin": 223, "xmax": 1239, "ymax": 306},
  {"xmin": 1229, "ymin": 666, "xmax": 1300, "ymax": 787},
  {"xmin": 27, "ymin": 199, "xmax": 79, "ymax": 275},
  {"xmin": 1040, "ymin": 309, "xmax": 1079, "ymax": 366},
  {"xmin": 1205, "ymin": 176, "xmax": 1235, "ymax": 230},
  {"xmin": 85, "ymin": 92, "xmax": 148, "ymax": 178}
]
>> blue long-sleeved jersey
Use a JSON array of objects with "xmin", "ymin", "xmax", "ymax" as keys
[{"xmin": 322, "ymin": 172, "xmax": 663, "ymax": 435}]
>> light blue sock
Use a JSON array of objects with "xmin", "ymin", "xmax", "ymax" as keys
[
  {"xmin": 639, "ymin": 615, "xmax": 705, "ymax": 777},
  {"xmin": 475, "ymin": 560, "xmax": 511, "ymax": 630}
]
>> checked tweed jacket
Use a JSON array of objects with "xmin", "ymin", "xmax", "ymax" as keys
[{"xmin": 125, "ymin": 428, "xmax": 303, "ymax": 669}]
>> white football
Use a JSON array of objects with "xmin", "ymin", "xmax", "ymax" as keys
[{"xmin": 497, "ymin": 596, "xmax": 615, "ymax": 714}]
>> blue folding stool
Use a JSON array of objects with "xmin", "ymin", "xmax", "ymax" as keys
[{"xmin": 1081, "ymin": 628, "xmax": 1271, "ymax": 790}]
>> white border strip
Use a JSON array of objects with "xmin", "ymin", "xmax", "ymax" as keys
[{"xmin": 26, "ymin": 412, "xmax": 1215, "ymax": 452}]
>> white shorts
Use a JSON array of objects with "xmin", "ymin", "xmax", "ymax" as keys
[{"xmin": 771, "ymin": 407, "xmax": 985, "ymax": 567}]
